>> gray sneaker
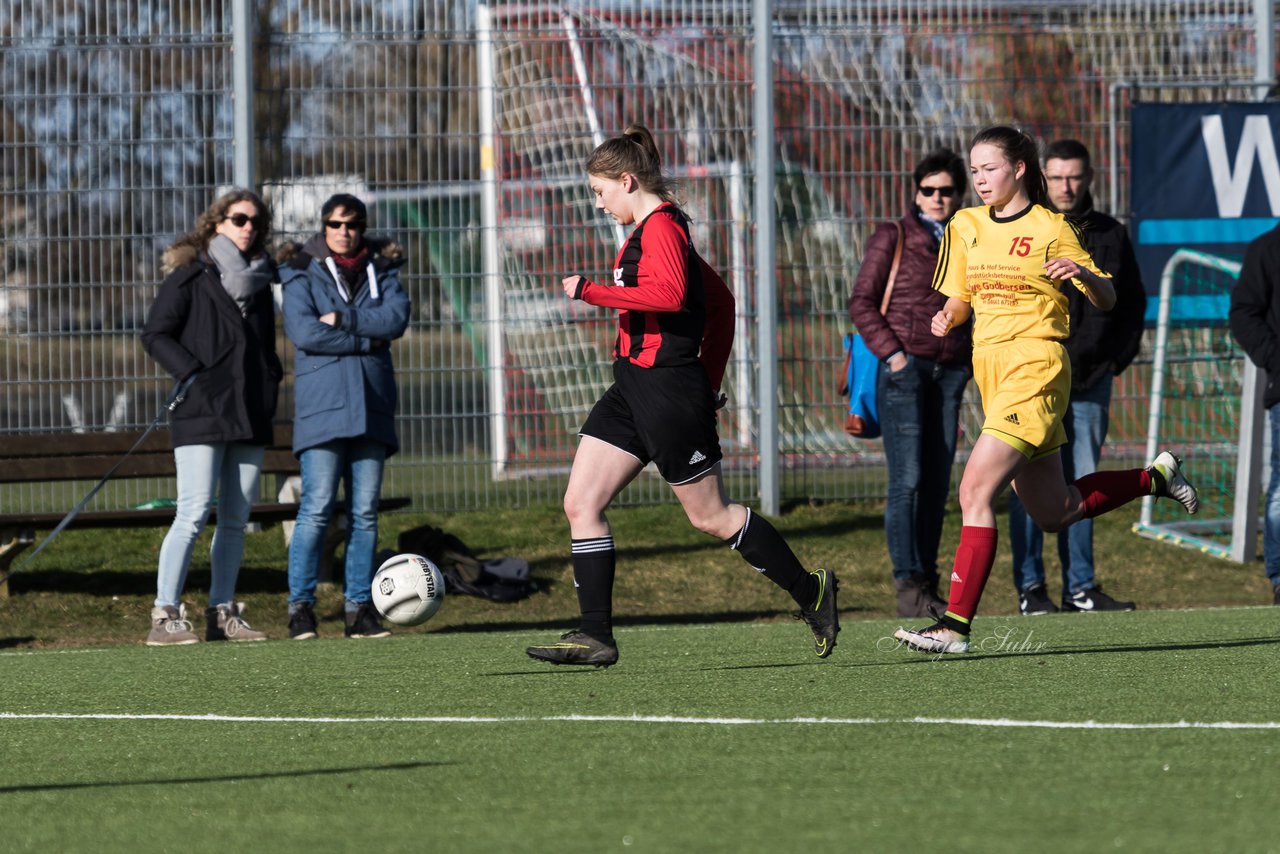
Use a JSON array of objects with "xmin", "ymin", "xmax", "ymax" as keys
[
  {"xmin": 895, "ymin": 572, "xmax": 948, "ymax": 618},
  {"xmin": 206, "ymin": 602, "xmax": 267, "ymax": 642},
  {"xmin": 146, "ymin": 605, "xmax": 199, "ymax": 646}
]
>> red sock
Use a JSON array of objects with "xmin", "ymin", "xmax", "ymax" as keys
[
  {"xmin": 1075, "ymin": 469, "xmax": 1152, "ymax": 518},
  {"xmin": 944, "ymin": 525, "xmax": 998, "ymax": 626}
]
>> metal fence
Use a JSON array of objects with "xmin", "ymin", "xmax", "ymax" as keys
[{"xmin": 0, "ymin": 0, "xmax": 1271, "ymax": 516}]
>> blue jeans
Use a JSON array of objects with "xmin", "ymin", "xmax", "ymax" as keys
[
  {"xmin": 878, "ymin": 354, "xmax": 970, "ymax": 581},
  {"xmin": 1264, "ymin": 403, "xmax": 1280, "ymax": 589},
  {"xmin": 1009, "ymin": 371, "xmax": 1112, "ymax": 595},
  {"xmin": 287, "ymin": 438, "xmax": 388, "ymax": 606},
  {"xmin": 155, "ymin": 442, "xmax": 264, "ymax": 609}
]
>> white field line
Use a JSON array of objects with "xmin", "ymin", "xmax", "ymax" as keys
[
  {"xmin": 0, "ymin": 648, "xmax": 110, "ymax": 658},
  {"xmin": 0, "ymin": 712, "xmax": 1277, "ymax": 730}
]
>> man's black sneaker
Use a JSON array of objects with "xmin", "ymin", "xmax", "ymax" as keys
[
  {"xmin": 1018, "ymin": 583, "xmax": 1059, "ymax": 616},
  {"xmin": 1061, "ymin": 586, "xmax": 1135, "ymax": 612},
  {"xmin": 526, "ymin": 630, "xmax": 619, "ymax": 667},
  {"xmin": 797, "ymin": 568, "xmax": 840, "ymax": 658},
  {"xmin": 288, "ymin": 603, "xmax": 318, "ymax": 640},
  {"xmin": 344, "ymin": 603, "xmax": 392, "ymax": 638},
  {"xmin": 1273, "ymin": 584, "xmax": 1280, "ymax": 606}
]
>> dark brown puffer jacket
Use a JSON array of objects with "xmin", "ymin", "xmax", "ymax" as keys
[{"xmin": 847, "ymin": 211, "xmax": 971, "ymax": 367}]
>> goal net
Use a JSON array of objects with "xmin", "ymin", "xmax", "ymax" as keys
[
  {"xmin": 1133, "ymin": 249, "xmax": 1264, "ymax": 562},
  {"xmin": 477, "ymin": 4, "xmax": 859, "ymax": 479}
]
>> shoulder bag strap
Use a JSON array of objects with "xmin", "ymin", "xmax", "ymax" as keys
[{"xmin": 879, "ymin": 221, "xmax": 904, "ymax": 316}]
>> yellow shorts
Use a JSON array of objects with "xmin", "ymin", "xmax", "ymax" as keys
[{"xmin": 972, "ymin": 338, "xmax": 1069, "ymax": 460}]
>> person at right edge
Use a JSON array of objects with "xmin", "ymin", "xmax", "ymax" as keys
[
  {"xmin": 1228, "ymin": 221, "xmax": 1280, "ymax": 606},
  {"xmin": 1007, "ymin": 139, "xmax": 1148, "ymax": 616},
  {"xmin": 848, "ymin": 149, "xmax": 972, "ymax": 618}
]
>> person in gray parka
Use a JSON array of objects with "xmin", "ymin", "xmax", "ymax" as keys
[{"xmin": 278, "ymin": 193, "xmax": 410, "ymax": 640}]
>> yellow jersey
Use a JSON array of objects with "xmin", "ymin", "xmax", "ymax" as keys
[{"xmin": 931, "ymin": 204, "xmax": 1109, "ymax": 348}]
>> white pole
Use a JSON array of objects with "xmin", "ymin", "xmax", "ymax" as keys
[
  {"xmin": 1256, "ymin": 0, "xmax": 1275, "ymax": 101},
  {"xmin": 1108, "ymin": 81, "xmax": 1126, "ymax": 218},
  {"xmin": 231, "ymin": 0, "xmax": 254, "ymax": 188},
  {"xmin": 1233, "ymin": 360, "xmax": 1266, "ymax": 563},
  {"xmin": 1141, "ymin": 251, "xmax": 1181, "ymax": 527},
  {"xmin": 477, "ymin": 5, "xmax": 507, "ymax": 479},
  {"xmin": 729, "ymin": 161, "xmax": 752, "ymax": 449},
  {"xmin": 753, "ymin": 0, "xmax": 778, "ymax": 516},
  {"xmin": 563, "ymin": 13, "xmax": 627, "ymax": 248}
]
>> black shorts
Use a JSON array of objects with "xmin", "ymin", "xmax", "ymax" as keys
[{"xmin": 579, "ymin": 359, "xmax": 723, "ymax": 485}]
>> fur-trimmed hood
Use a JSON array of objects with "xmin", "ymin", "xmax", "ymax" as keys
[{"xmin": 159, "ymin": 242, "xmax": 203, "ymax": 277}]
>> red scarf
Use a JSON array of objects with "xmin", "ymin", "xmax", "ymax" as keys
[
  {"xmin": 331, "ymin": 243, "xmax": 370, "ymax": 269},
  {"xmin": 330, "ymin": 244, "xmax": 370, "ymax": 288}
]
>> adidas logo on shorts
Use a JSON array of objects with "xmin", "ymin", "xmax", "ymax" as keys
[
  {"xmin": 1004, "ymin": 413, "xmax": 1020, "ymax": 425},
  {"xmin": 688, "ymin": 450, "xmax": 707, "ymax": 465}
]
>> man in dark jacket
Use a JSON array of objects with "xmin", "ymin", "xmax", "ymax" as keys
[
  {"xmin": 1008, "ymin": 140, "xmax": 1148, "ymax": 615},
  {"xmin": 1229, "ymin": 225, "xmax": 1280, "ymax": 605}
]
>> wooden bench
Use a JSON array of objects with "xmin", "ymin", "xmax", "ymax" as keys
[{"xmin": 0, "ymin": 424, "xmax": 410, "ymax": 597}]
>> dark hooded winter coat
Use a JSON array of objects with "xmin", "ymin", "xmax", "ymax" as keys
[{"xmin": 140, "ymin": 244, "xmax": 282, "ymax": 448}]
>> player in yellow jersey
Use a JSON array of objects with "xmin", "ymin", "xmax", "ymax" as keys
[{"xmin": 894, "ymin": 126, "xmax": 1200, "ymax": 654}]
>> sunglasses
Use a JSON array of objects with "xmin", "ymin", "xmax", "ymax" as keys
[
  {"xmin": 918, "ymin": 186, "xmax": 957, "ymax": 198},
  {"xmin": 224, "ymin": 213, "xmax": 263, "ymax": 228},
  {"xmin": 325, "ymin": 220, "xmax": 365, "ymax": 232}
]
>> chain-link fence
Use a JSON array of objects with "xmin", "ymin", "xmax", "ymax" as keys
[{"xmin": 0, "ymin": 0, "xmax": 1269, "ymax": 515}]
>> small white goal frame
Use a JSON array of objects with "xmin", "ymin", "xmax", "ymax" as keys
[{"xmin": 1132, "ymin": 248, "xmax": 1265, "ymax": 563}]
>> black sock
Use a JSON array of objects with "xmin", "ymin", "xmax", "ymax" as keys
[
  {"xmin": 726, "ymin": 509, "xmax": 818, "ymax": 608},
  {"xmin": 572, "ymin": 536, "xmax": 616, "ymax": 638}
]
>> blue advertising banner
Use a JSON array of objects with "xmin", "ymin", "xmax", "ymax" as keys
[{"xmin": 1131, "ymin": 102, "xmax": 1280, "ymax": 320}]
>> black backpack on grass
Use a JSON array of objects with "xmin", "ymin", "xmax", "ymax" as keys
[{"xmin": 395, "ymin": 524, "xmax": 537, "ymax": 603}]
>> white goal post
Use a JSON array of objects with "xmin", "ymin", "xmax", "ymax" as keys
[{"xmin": 1133, "ymin": 248, "xmax": 1266, "ymax": 563}]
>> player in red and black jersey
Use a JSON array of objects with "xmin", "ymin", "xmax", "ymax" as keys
[{"xmin": 525, "ymin": 125, "xmax": 839, "ymax": 667}]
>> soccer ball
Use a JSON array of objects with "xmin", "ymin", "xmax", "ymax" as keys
[{"xmin": 371, "ymin": 553, "xmax": 445, "ymax": 626}]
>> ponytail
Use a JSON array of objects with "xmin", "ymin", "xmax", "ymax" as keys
[{"xmin": 585, "ymin": 124, "xmax": 676, "ymax": 203}]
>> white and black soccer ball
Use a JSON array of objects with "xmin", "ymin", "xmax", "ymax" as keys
[{"xmin": 371, "ymin": 553, "xmax": 445, "ymax": 626}]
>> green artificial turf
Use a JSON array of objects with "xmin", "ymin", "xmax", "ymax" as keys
[
  {"xmin": 3, "ymin": 501, "xmax": 1275, "ymax": 649},
  {"xmin": 2, "ymin": 608, "xmax": 1278, "ymax": 853}
]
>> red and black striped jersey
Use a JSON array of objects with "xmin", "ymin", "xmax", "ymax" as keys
[{"xmin": 578, "ymin": 202, "xmax": 735, "ymax": 388}]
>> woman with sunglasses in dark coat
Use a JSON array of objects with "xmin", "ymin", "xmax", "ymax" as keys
[
  {"xmin": 140, "ymin": 188, "xmax": 282, "ymax": 645},
  {"xmin": 848, "ymin": 149, "xmax": 973, "ymax": 617}
]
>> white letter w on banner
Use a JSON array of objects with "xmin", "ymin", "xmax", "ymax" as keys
[{"xmin": 1201, "ymin": 114, "xmax": 1280, "ymax": 217}]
